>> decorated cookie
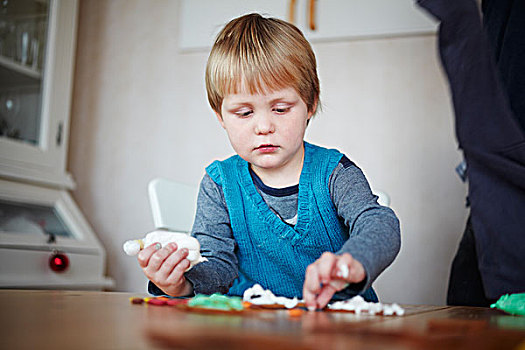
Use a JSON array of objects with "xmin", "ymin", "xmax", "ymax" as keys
[
  {"xmin": 327, "ymin": 295, "xmax": 405, "ymax": 316},
  {"xmin": 243, "ymin": 284, "xmax": 303, "ymax": 309},
  {"xmin": 188, "ymin": 294, "xmax": 244, "ymax": 312}
]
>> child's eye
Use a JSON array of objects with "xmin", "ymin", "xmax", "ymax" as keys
[
  {"xmin": 235, "ymin": 109, "xmax": 253, "ymax": 118},
  {"xmin": 273, "ymin": 106, "xmax": 291, "ymax": 114}
]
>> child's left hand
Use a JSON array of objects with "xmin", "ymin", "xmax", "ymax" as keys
[{"xmin": 303, "ymin": 252, "xmax": 366, "ymax": 310}]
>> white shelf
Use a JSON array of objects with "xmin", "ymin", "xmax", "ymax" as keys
[
  {"xmin": 0, "ymin": 55, "xmax": 42, "ymax": 79},
  {"xmin": 0, "ymin": 55, "xmax": 41, "ymax": 89}
]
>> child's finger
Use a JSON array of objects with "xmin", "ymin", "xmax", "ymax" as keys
[
  {"xmin": 316, "ymin": 252, "xmax": 337, "ymax": 284},
  {"xmin": 303, "ymin": 264, "xmax": 321, "ymax": 310},
  {"xmin": 146, "ymin": 243, "xmax": 177, "ymax": 272},
  {"xmin": 166, "ymin": 258, "xmax": 191, "ymax": 285},
  {"xmin": 158, "ymin": 247, "xmax": 189, "ymax": 279},
  {"xmin": 137, "ymin": 242, "xmax": 162, "ymax": 268},
  {"xmin": 335, "ymin": 254, "xmax": 352, "ymax": 278},
  {"xmin": 303, "ymin": 289, "xmax": 318, "ymax": 311},
  {"xmin": 347, "ymin": 259, "xmax": 366, "ymax": 283},
  {"xmin": 328, "ymin": 279, "xmax": 349, "ymax": 290},
  {"xmin": 338, "ymin": 253, "xmax": 365, "ymax": 283},
  {"xmin": 304, "ymin": 264, "xmax": 322, "ymax": 294},
  {"xmin": 316, "ymin": 285, "xmax": 337, "ymax": 310}
]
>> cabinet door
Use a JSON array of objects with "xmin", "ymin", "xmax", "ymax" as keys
[
  {"xmin": 297, "ymin": 0, "xmax": 437, "ymax": 42},
  {"xmin": 179, "ymin": 0, "xmax": 287, "ymax": 51},
  {"xmin": 0, "ymin": 0, "xmax": 78, "ymax": 189},
  {"xmin": 179, "ymin": 0, "xmax": 437, "ymax": 52}
]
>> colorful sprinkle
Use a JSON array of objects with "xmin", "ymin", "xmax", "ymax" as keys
[
  {"xmin": 129, "ymin": 297, "xmax": 144, "ymax": 304},
  {"xmin": 146, "ymin": 298, "xmax": 168, "ymax": 306},
  {"xmin": 167, "ymin": 298, "xmax": 189, "ymax": 306},
  {"xmin": 288, "ymin": 308, "xmax": 304, "ymax": 317}
]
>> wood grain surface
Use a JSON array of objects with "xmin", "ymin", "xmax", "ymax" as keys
[{"xmin": 1, "ymin": 290, "xmax": 524, "ymax": 350}]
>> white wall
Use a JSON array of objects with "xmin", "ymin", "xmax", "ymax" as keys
[{"xmin": 68, "ymin": 0, "xmax": 468, "ymax": 305}]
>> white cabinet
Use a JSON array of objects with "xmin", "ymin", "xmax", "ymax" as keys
[
  {"xmin": 0, "ymin": 179, "xmax": 114, "ymax": 289},
  {"xmin": 0, "ymin": 0, "xmax": 77, "ymax": 188},
  {"xmin": 0, "ymin": 0, "xmax": 113, "ymax": 290},
  {"xmin": 179, "ymin": 0, "xmax": 437, "ymax": 51}
]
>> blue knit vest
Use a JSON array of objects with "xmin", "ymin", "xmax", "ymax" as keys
[{"xmin": 206, "ymin": 142, "xmax": 360, "ymax": 299}]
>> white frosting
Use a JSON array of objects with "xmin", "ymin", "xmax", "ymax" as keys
[
  {"xmin": 123, "ymin": 240, "xmax": 141, "ymax": 256},
  {"xmin": 328, "ymin": 295, "xmax": 405, "ymax": 316},
  {"xmin": 329, "ymin": 264, "xmax": 350, "ymax": 290},
  {"xmin": 142, "ymin": 230, "xmax": 200, "ymax": 250},
  {"xmin": 337, "ymin": 263, "xmax": 349, "ymax": 279},
  {"xmin": 243, "ymin": 283, "xmax": 405, "ymax": 316},
  {"xmin": 122, "ymin": 230, "xmax": 207, "ymax": 269},
  {"xmin": 243, "ymin": 284, "xmax": 301, "ymax": 309}
]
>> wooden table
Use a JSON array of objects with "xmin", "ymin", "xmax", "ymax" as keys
[{"xmin": 1, "ymin": 290, "xmax": 524, "ymax": 350}]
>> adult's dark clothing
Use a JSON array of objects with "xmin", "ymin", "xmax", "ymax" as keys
[
  {"xmin": 417, "ymin": 0, "xmax": 525, "ymax": 304},
  {"xmin": 482, "ymin": 0, "xmax": 525, "ymax": 132}
]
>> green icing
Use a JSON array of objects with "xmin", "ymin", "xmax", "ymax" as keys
[
  {"xmin": 491, "ymin": 293, "xmax": 525, "ymax": 316},
  {"xmin": 188, "ymin": 293, "xmax": 244, "ymax": 311}
]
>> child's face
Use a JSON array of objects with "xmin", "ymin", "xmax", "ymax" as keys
[{"xmin": 217, "ymin": 86, "xmax": 313, "ymax": 181}]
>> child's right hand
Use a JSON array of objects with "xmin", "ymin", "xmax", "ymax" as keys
[
  {"xmin": 137, "ymin": 242, "xmax": 193, "ymax": 297},
  {"xmin": 303, "ymin": 252, "xmax": 366, "ymax": 310}
]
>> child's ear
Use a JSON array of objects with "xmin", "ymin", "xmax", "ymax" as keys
[
  {"xmin": 214, "ymin": 110, "xmax": 226, "ymax": 128},
  {"xmin": 308, "ymin": 99, "xmax": 318, "ymax": 120}
]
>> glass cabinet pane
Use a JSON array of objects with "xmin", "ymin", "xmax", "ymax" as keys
[
  {"xmin": 0, "ymin": 0, "xmax": 49, "ymax": 146},
  {"xmin": 0, "ymin": 199, "xmax": 73, "ymax": 238}
]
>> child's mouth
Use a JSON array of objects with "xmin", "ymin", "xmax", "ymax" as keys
[{"xmin": 255, "ymin": 144, "xmax": 278, "ymax": 153}]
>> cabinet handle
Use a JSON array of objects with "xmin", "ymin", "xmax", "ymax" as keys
[
  {"xmin": 308, "ymin": 0, "xmax": 316, "ymax": 31},
  {"xmin": 289, "ymin": 0, "xmax": 296, "ymax": 24},
  {"xmin": 56, "ymin": 122, "xmax": 63, "ymax": 146}
]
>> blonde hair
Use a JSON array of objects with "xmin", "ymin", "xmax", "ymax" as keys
[{"xmin": 205, "ymin": 13, "xmax": 320, "ymax": 116}]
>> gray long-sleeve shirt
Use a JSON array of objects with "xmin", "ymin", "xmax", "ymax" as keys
[{"xmin": 178, "ymin": 155, "xmax": 400, "ymax": 298}]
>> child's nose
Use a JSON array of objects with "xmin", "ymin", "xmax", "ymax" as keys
[{"xmin": 254, "ymin": 113, "xmax": 275, "ymax": 135}]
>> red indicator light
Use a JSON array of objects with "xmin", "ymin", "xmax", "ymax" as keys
[{"xmin": 49, "ymin": 252, "xmax": 69, "ymax": 273}]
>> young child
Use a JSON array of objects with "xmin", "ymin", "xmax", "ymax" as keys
[{"xmin": 137, "ymin": 13, "xmax": 400, "ymax": 310}]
